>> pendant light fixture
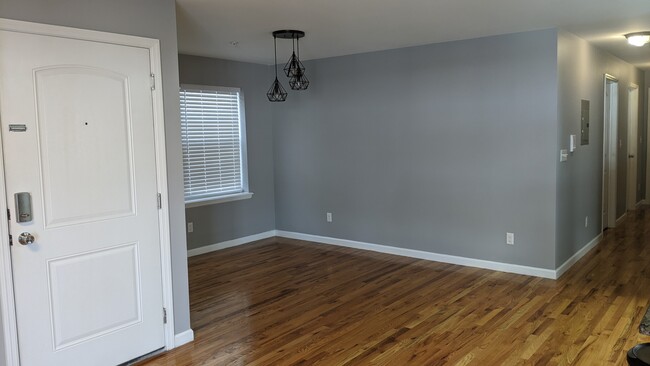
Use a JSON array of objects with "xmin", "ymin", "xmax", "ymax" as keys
[
  {"xmin": 289, "ymin": 37, "xmax": 309, "ymax": 90},
  {"xmin": 284, "ymin": 36, "xmax": 305, "ymax": 78},
  {"xmin": 267, "ymin": 30, "xmax": 309, "ymax": 102},
  {"xmin": 267, "ymin": 34, "xmax": 288, "ymax": 102}
]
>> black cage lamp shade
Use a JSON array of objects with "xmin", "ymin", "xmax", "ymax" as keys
[
  {"xmin": 289, "ymin": 68, "xmax": 309, "ymax": 90},
  {"xmin": 267, "ymin": 77, "xmax": 288, "ymax": 102}
]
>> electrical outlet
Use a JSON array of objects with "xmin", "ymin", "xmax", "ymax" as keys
[
  {"xmin": 506, "ymin": 232, "xmax": 514, "ymax": 245},
  {"xmin": 187, "ymin": 222, "xmax": 194, "ymax": 233},
  {"xmin": 326, "ymin": 212, "xmax": 332, "ymax": 223},
  {"xmin": 585, "ymin": 216, "xmax": 588, "ymax": 228}
]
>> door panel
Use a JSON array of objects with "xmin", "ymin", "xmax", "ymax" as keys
[
  {"xmin": 35, "ymin": 66, "xmax": 136, "ymax": 227},
  {"xmin": 48, "ymin": 243, "xmax": 142, "ymax": 350},
  {"xmin": 0, "ymin": 29, "xmax": 165, "ymax": 365}
]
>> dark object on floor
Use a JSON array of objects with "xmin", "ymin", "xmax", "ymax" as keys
[
  {"xmin": 641, "ymin": 306, "xmax": 650, "ymax": 335},
  {"xmin": 628, "ymin": 343, "xmax": 650, "ymax": 365}
]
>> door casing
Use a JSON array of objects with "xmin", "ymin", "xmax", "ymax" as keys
[{"xmin": 0, "ymin": 18, "xmax": 176, "ymax": 366}]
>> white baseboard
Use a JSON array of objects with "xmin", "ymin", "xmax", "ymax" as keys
[
  {"xmin": 636, "ymin": 199, "xmax": 646, "ymax": 208},
  {"xmin": 554, "ymin": 233, "xmax": 603, "ymax": 279},
  {"xmin": 187, "ymin": 230, "xmax": 277, "ymax": 257},
  {"xmin": 275, "ymin": 230, "xmax": 556, "ymax": 279},
  {"xmin": 615, "ymin": 212, "xmax": 627, "ymax": 226},
  {"xmin": 188, "ymin": 229, "xmax": 603, "ymax": 280},
  {"xmin": 174, "ymin": 329, "xmax": 194, "ymax": 348}
]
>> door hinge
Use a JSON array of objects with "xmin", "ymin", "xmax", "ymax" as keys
[
  {"xmin": 7, "ymin": 209, "xmax": 10, "ymax": 221},
  {"xmin": 150, "ymin": 73, "xmax": 156, "ymax": 91},
  {"xmin": 163, "ymin": 307, "xmax": 167, "ymax": 324},
  {"xmin": 8, "ymin": 234, "xmax": 12, "ymax": 246},
  {"xmin": 157, "ymin": 193, "xmax": 162, "ymax": 209}
]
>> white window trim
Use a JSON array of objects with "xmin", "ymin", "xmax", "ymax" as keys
[
  {"xmin": 185, "ymin": 192, "xmax": 254, "ymax": 208},
  {"xmin": 180, "ymin": 84, "xmax": 252, "ymax": 207}
]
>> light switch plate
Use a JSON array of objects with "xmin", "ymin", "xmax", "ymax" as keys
[
  {"xmin": 560, "ymin": 149, "xmax": 568, "ymax": 162},
  {"xmin": 569, "ymin": 135, "xmax": 577, "ymax": 152}
]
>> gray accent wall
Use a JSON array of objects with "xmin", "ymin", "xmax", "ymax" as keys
[
  {"xmin": 0, "ymin": 0, "xmax": 191, "ymax": 335},
  {"xmin": 556, "ymin": 30, "xmax": 645, "ymax": 266},
  {"xmin": 273, "ymin": 29, "xmax": 560, "ymax": 269},
  {"xmin": 178, "ymin": 55, "xmax": 276, "ymax": 249}
]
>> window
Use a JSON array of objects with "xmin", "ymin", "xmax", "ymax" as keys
[{"xmin": 180, "ymin": 85, "xmax": 251, "ymax": 206}]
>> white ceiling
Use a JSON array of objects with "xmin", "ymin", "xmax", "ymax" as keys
[{"xmin": 176, "ymin": 0, "xmax": 650, "ymax": 70}]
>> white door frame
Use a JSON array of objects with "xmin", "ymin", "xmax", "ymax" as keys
[
  {"xmin": 602, "ymin": 74, "xmax": 618, "ymax": 230},
  {"xmin": 0, "ymin": 18, "xmax": 177, "ymax": 365},
  {"xmin": 627, "ymin": 83, "xmax": 639, "ymax": 210},
  {"xmin": 647, "ymin": 87, "xmax": 650, "ymax": 203}
]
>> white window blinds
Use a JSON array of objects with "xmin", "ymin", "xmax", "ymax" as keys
[{"xmin": 180, "ymin": 85, "xmax": 247, "ymax": 204}]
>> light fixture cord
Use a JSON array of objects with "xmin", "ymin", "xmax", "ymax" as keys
[{"xmin": 274, "ymin": 35, "xmax": 278, "ymax": 78}]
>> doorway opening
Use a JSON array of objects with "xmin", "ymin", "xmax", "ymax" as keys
[{"xmin": 602, "ymin": 75, "xmax": 618, "ymax": 230}]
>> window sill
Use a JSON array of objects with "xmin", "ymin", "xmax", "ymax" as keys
[{"xmin": 185, "ymin": 192, "xmax": 254, "ymax": 208}]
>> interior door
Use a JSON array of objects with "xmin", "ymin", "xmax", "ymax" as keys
[
  {"xmin": 0, "ymin": 29, "xmax": 165, "ymax": 365},
  {"xmin": 603, "ymin": 84, "xmax": 611, "ymax": 228},
  {"xmin": 627, "ymin": 85, "xmax": 639, "ymax": 210},
  {"xmin": 603, "ymin": 77, "xmax": 618, "ymax": 229}
]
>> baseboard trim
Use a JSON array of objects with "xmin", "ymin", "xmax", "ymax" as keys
[
  {"xmin": 555, "ymin": 233, "xmax": 603, "ymax": 279},
  {"xmin": 616, "ymin": 212, "xmax": 627, "ymax": 226},
  {"xmin": 188, "ymin": 230, "xmax": 603, "ymax": 280},
  {"xmin": 275, "ymin": 230, "xmax": 556, "ymax": 279},
  {"xmin": 636, "ymin": 200, "xmax": 646, "ymax": 208},
  {"xmin": 187, "ymin": 230, "xmax": 277, "ymax": 257},
  {"xmin": 173, "ymin": 329, "xmax": 194, "ymax": 348}
]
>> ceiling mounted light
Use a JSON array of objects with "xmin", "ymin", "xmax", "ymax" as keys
[
  {"xmin": 267, "ymin": 34, "xmax": 287, "ymax": 102},
  {"xmin": 625, "ymin": 32, "xmax": 650, "ymax": 47},
  {"xmin": 288, "ymin": 35, "xmax": 309, "ymax": 90},
  {"xmin": 268, "ymin": 30, "xmax": 309, "ymax": 101},
  {"xmin": 282, "ymin": 32, "xmax": 306, "ymax": 78},
  {"xmin": 289, "ymin": 68, "xmax": 310, "ymax": 91}
]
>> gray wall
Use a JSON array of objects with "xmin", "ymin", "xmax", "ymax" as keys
[
  {"xmin": 0, "ymin": 0, "xmax": 191, "ymax": 335},
  {"xmin": 556, "ymin": 30, "xmax": 645, "ymax": 266},
  {"xmin": 178, "ymin": 55, "xmax": 276, "ymax": 249},
  {"xmin": 273, "ymin": 29, "xmax": 560, "ymax": 269},
  {"xmin": 0, "ymin": 315, "xmax": 4, "ymax": 366}
]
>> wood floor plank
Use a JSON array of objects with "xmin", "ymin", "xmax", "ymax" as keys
[{"xmin": 139, "ymin": 209, "xmax": 650, "ymax": 365}]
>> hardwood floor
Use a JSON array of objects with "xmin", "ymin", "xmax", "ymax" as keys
[{"xmin": 140, "ymin": 210, "xmax": 650, "ymax": 365}]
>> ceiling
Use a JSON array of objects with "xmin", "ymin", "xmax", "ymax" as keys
[{"xmin": 176, "ymin": 0, "xmax": 650, "ymax": 70}]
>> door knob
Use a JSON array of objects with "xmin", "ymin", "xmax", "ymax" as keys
[
  {"xmin": 18, "ymin": 232, "xmax": 34, "ymax": 245},
  {"xmin": 629, "ymin": 154, "xmax": 635, "ymax": 158}
]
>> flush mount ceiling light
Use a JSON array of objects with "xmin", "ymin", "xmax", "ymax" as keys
[
  {"xmin": 625, "ymin": 32, "xmax": 650, "ymax": 47},
  {"xmin": 267, "ymin": 30, "xmax": 309, "ymax": 102}
]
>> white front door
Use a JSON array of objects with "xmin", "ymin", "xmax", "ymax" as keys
[{"xmin": 0, "ymin": 29, "xmax": 165, "ymax": 365}]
